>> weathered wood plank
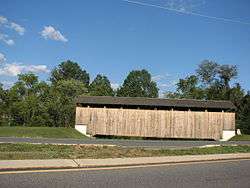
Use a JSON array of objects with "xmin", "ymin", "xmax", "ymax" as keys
[{"xmin": 76, "ymin": 107, "xmax": 235, "ymax": 140}]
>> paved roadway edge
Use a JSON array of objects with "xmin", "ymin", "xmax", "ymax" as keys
[{"xmin": 1, "ymin": 154, "xmax": 250, "ymax": 172}]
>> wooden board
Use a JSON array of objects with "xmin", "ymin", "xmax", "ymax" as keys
[{"xmin": 75, "ymin": 107, "xmax": 235, "ymax": 140}]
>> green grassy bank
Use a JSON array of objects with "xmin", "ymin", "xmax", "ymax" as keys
[
  {"xmin": 230, "ymin": 134, "xmax": 250, "ymax": 141},
  {"xmin": 0, "ymin": 143, "xmax": 249, "ymax": 160},
  {"xmin": 0, "ymin": 126, "xmax": 87, "ymax": 139}
]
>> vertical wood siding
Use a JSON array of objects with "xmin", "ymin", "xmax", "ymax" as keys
[{"xmin": 76, "ymin": 107, "xmax": 235, "ymax": 140}]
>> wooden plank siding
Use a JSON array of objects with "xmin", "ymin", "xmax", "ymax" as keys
[{"xmin": 75, "ymin": 107, "xmax": 235, "ymax": 140}]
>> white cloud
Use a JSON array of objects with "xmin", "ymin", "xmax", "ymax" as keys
[
  {"xmin": 164, "ymin": 0, "xmax": 205, "ymax": 12},
  {"xmin": 0, "ymin": 53, "xmax": 6, "ymax": 63},
  {"xmin": 158, "ymin": 80, "xmax": 178, "ymax": 89},
  {"xmin": 152, "ymin": 75, "xmax": 164, "ymax": 82},
  {"xmin": 9, "ymin": 22, "xmax": 25, "ymax": 35},
  {"xmin": 0, "ymin": 63, "xmax": 50, "ymax": 77},
  {"xmin": 0, "ymin": 63, "xmax": 22, "ymax": 76},
  {"xmin": 5, "ymin": 39, "xmax": 15, "ymax": 46},
  {"xmin": 0, "ymin": 15, "xmax": 25, "ymax": 45},
  {"xmin": 152, "ymin": 73, "xmax": 171, "ymax": 82},
  {"xmin": 111, "ymin": 83, "xmax": 120, "ymax": 90},
  {"xmin": 26, "ymin": 65, "xmax": 50, "ymax": 73},
  {"xmin": 0, "ymin": 16, "xmax": 8, "ymax": 24},
  {"xmin": 0, "ymin": 33, "xmax": 15, "ymax": 46},
  {"xmin": 41, "ymin": 26, "xmax": 68, "ymax": 42},
  {"xmin": 152, "ymin": 73, "xmax": 179, "ymax": 95},
  {"xmin": 0, "ymin": 80, "xmax": 15, "ymax": 89}
]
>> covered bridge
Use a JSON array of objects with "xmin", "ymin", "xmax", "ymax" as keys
[{"xmin": 75, "ymin": 96, "xmax": 236, "ymax": 140}]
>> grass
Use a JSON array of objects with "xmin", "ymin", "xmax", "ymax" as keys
[
  {"xmin": 0, "ymin": 143, "xmax": 249, "ymax": 160},
  {"xmin": 230, "ymin": 134, "xmax": 250, "ymax": 141},
  {"xmin": 0, "ymin": 126, "xmax": 87, "ymax": 139}
]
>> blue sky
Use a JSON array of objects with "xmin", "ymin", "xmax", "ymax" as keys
[{"xmin": 0, "ymin": 0, "xmax": 250, "ymax": 95}]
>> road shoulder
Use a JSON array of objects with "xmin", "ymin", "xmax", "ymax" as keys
[{"xmin": 1, "ymin": 153, "xmax": 250, "ymax": 172}]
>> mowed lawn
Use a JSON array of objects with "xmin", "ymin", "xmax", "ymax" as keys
[
  {"xmin": 0, "ymin": 143, "xmax": 250, "ymax": 160},
  {"xmin": 230, "ymin": 134, "xmax": 250, "ymax": 141},
  {"xmin": 0, "ymin": 126, "xmax": 87, "ymax": 139}
]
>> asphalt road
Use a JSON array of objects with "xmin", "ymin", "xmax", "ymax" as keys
[
  {"xmin": 0, "ymin": 137, "xmax": 250, "ymax": 149},
  {"xmin": 0, "ymin": 160, "xmax": 250, "ymax": 188}
]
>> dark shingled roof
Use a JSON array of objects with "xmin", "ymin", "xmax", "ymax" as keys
[{"xmin": 76, "ymin": 96, "xmax": 236, "ymax": 110}]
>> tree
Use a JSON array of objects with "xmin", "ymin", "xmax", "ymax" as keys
[
  {"xmin": 237, "ymin": 93, "xmax": 250, "ymax": 134},
  {"xmin": 46, "ymin": 79, "xmax": 87, "ymax": 127},
  {"xmin": 206, "ymin": 80, "xmax": 226, "ymax": 100},
  {"xmin": 3, "ymin": 65, "xmax": 88, "ymax": 128},
  {"xmin": 228, "ymin": 83, "xmax": 245, "ymax": 110},
  {"xmin": 196, "ymin": 60, "xmax": 219, "ymax": 86},
  {"xmin": 217, "ymin": 65, "xmax": 238, "ymax": 89},
  {"xmin": 89, "ymin": 74, "xmax": 114, "ymax": 96},
  {"xmin": 165, "ymin": 75, "xmax": 204, "ymax": 99},
  {"xmin": 164, "ymin": 91, "xmax": 182, "ymax": 99},
  {"xmin": 196, "ymin": 61, "xmax": 237, "ymax": 90},
  {"xmin": 18, "ymin": 73, "xmax": 39, "ymax": 89},
  {"xmin": 50, "ymin": 60, "xmax": 90, "ymax": 86},
  {"xmin": 0, "ymin": 83, "xmax": 8, "ymax": 126},
  {"xmin": 205, "ymin": 65, "xmax": 240, "ymax": 100},
  {"xmin": 164, "ymin": 60, "xmax": 248, "ymax": 132},
  {"xmin": 117, "ymin": 69, "xmax": 158, "ymax": 98},
  {"xmin": 165, "ymin": 61, "xmax": 241, "ymax": 101},
  {"xmin": 7, "ymin": 73, "xmax": 50, "ymax": 126},
  {"xmin": 176, "ymin": 75, "xmax": 204, "ymax": 99}
]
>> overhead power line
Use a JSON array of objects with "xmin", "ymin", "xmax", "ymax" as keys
[{"xmin": 122, "ymin": 0, "xmax": 250, "ymax": 26}]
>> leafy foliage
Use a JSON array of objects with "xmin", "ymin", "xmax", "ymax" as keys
[
  {"xmin": 0, "ymin": 60, "xmax": 249, "ymax": 134},
  {"xmin": 1, "ymin": 62, "xmax": 88, "ymax": 127},
  {"xmin": 50, "ymin": 60, "xmax": 90, "ymax": 86},
  {"xmin": 165, "ymin": 61, "xmax": 243, "ymax": 101},
  {"xmin": 6, "ymin": 73, "xmax": 50, "ymax": 126},
  {"xmin": 217, "ymin": 65, "xmax": 237, "ymax": 89},
  {"xmin": 0, "ymin": 84, "xmax": 8, "ymax": 126},
  {"xmin": 165, "ymin": 60, "xmax": 249, "ymax": 133},
  {"xmin": 89, "ymin": 74, "xmax": 114, "ymax": 96},
  {"xmin": 117, "ymin": 69, "xmax": 159, "ymax": 98},
  {"xmin": 46, "ymin": 79, "xmax": 87, "ymax": 127},
  {"xmin": 237, "ymin": 93, "xmax": 250, "ymax": 134},
  {"xmin": 196, "ymin": 60, "xmax": 219, "ymax": 85}
]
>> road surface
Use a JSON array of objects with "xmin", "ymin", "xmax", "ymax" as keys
[
  {"xmin": 0, "ymin": 137, "xmax": 250, "ymax": 149},
  {"xmin": 0, "ymin": 160, "xmax": 250, "ymax": 188}
]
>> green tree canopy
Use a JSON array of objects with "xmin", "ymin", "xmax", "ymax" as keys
[
  {"xmin": 217, "ymin": 65, "xmax": 238, "ymax": 89},
  {"xmin": 0, "ymin": 83, "xmax": 7, "ymax": 125},
  {"xmin": 237, "ymin": 93, "xmax": 250, "ymax": 134},
  {"xmin": 50, "ymin": 60, "xmax": 89, "ymax": 86},
  {"xmin": 7, "ymin": 73, "xmax": 50, "ymax": 126},
  {"xmin": 165, "ymin": 75, "xmax": 204, "ymax": 99},
  {"xmin": 117, "ymin": 69, "xmax": 158, "ymax": 98},
  {"xmin": 165, "ymin": 61, "xmax": 242, "ymax": 101},
  {"xmin": 164, "ymin": 60, "xmax": 247, "ymax": 131},
  {"xmin": 0, "ymin": 64, "xmax": 89, "ymax": 128},
  {"xmin": 0, "ymin": 59, "xmax": 248, "ymax": 133},
  {"xmin": 177, "ymin": 75, "xmax": 204, "ymax": 99},
  {"xmin": 196, "ymin": 60, "xmax": 219, "ymax": 85},
  {"xmin": 89, "ymin": 74, "xmax": 114, "ymax": 96},
  {"xmin": 46, "ymin": 79, "xmax": 87, "ymax": 127}
]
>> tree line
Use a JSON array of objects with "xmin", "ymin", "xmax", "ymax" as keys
[
  {"xmin": 0, "ymin": 60, "xmax": 158, "ymax": 128},
  {"xmin": 0, "ymin": 60, "xmax": 249, "ymax": 133},
  {"xmin": 165, "ymin": 60, "xmax": 250, "ymax": 133}
]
